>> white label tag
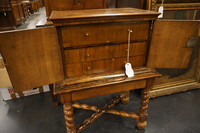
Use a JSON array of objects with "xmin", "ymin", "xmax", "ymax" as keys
[
  {"xmin": 158, "ymin": 6, "xmax": 164, "ymax": 18},
  {"xmin": 125, "ymin": 63, "xmax": 134, "ymax": 78}
]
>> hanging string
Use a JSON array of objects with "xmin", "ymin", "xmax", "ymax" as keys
[
  {"xmin": 161, "ymin": 0, "xmax": 164, "ymax": 6},
  {"xmin": 127, "ymin": 29, "xmax": 132, "ymax": 63}
]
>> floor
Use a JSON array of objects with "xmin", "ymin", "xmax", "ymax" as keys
[
  {"xmin": 1, "ymin": 4, "xmax": 200, "ymax": 133},
  {"xmin": 16, "ymin": 8, "xmax": 46, "ymax": 30},
  {"xmin": 0, "ymin": 89, "xmax": 200, "ymax": 133}
]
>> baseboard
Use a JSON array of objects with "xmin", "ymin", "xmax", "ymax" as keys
[{"xmin": 150, "ymin": 80, "xmax": 200, "ymax": 98}]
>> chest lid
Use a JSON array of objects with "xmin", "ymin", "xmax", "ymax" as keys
[{"xmin": 49, "ymin": 8, "xmax": 160, "ymax": 26}]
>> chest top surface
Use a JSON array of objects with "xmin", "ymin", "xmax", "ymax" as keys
[{"xmin": 49, "ymin": 8, "xmax": 160, "ymax": 26}]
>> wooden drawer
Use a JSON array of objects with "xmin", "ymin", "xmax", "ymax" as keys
[
  {"xmin": 65, "ymin": 56, "xmax": 145, "ymax": 77},
  {"xmin": 61, "ymin": 22, "xmax": 150, "ymax": 48},
  {"xmin": 64, "ymin": 42, "xmax": 147, "ymax": 64}
]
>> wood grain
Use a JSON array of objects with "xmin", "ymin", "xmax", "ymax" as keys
[
  {"xmin": 0, "ymin": 27, "xmax": 64, "ymax": 92},
  {"xmin": 55, "ymin": 67, "xmax": 161, "ymax": 95},
  {"xmin": 136, "ymin": 78, "xmax": 155, "ymax": 129},
  {"xmin": 65, "ymin": 56, "xmax": 145, "ymax": 77},
  {"xmin": 49, "ymin": 8, "xmax": 160, "ymax": 26},
  {"xmin": 61, "ymin": 22, "xmax": 150, "ymax": 47},
  {"xmin": 71, "ymin": 80, "xmax": 146, "ymax": 101},
  {"xmin": 147, "ymin": 20, "xmax": 200, "ymax": 68},
  {"xmin": 63, "ymin": 103, "xmax": 76, "ymax": 133}
]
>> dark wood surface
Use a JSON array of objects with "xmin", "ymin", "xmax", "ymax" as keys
[{"xmin": 0, "ymin": 27, "xmax": 64, "ymax": 92}]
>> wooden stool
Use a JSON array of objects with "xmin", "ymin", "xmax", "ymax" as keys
[{"xmin": 54, "ymin": 68, "xmax": 160, "ymax": 132}]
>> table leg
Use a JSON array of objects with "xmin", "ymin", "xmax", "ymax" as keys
[
  {"xmin": 136, "ymin": 78, "xmax": 155, "ymax": 129},
  {"xmin": 63, "ymin": 103, "xmax": 77, "ymax": 133},
  {"xmin": 121, "ymin": 91, "xmax": 130, "ymax": 104}
]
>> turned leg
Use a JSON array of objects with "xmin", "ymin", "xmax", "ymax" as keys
[
  {"xmin": 136, "ymin": 78, "xmax": 155, "ymax": 129},
  {"xmin": 63, "ymin": 103, "xmax": 76, "ymax": 133},
  {"xmin": 120, "ymin": 91, "xmax": 130, "ymax": 104}
]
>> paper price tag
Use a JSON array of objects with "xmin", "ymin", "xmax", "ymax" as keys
[
  {"xmin": 158, "ymin": 6, "xmax": 164, "ymax": 18},
  {"xmin": 125, "ymin": 63, "xmax": 134, "ymax": 78}
]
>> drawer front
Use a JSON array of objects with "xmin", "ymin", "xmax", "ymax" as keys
[
  {"xmin": 65, "ymin": 56, "xmax": 145, "ymax": 77},
  {"xmin": 64, "ymin": 42, "xmax": 147, "ymax": 64},
  {"xmin": 61, "ymin": 22, "xmax": 150, "ymax": 48}
]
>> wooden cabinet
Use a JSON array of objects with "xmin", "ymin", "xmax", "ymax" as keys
[
  {"xmin": 22, "ymin": 2, "xmax": 30, "ymax": 19},
  {"xmin": 11, "ymin": 3, "xmax": 25, "ymax": 25},
  {"xmin": 146, "ymin": 0, "xmax": 200, "ymax": 97},
  {"xmin": 44, "ymin": 0, "xmax": 107, "ymax": 17},
  {"xmin": 58, "ymin": 20, "xmax": 149, "ymax": 77},
  {"xmin": 1, "ymin": 8, "xmax": 199, "ymax": 131},
  {"xmin": 0, "ymin": 0, "xmax": 15, "ymax": 30},
  {"xmin": 0, "ymin": 0, "xmax": 27, "ymax": 31},
  {"xmin": 0, "ymin": 7, "xmax": 199, "ymax": 94},
  {"xmin": 0, "ymin": 8, "xmax": 160, "ymax": 92}
]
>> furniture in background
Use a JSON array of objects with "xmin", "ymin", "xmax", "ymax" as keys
[
  {"xmin": 0, "ymin": 0, "xmax": 44, "ymax": 31},
  {"xmin": 115, "ymin": 0, "xmax": 147, "ymax": 9},
  {"xmin": 146, "ymin": 0, "xmax": 200, "ymax": 97},
  {"xmin": 43, "ymin": 0, "xmax": 107, "ymax": 17}
]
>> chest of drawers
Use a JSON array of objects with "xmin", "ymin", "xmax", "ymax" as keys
[{"xmin": 49, "ymin": 8, "xmax": 158, "ymax": 78}]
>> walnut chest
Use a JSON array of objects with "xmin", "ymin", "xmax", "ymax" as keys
[{"xmin": 49, "ymin": 8, "xmax": 159, "ymax": 79}]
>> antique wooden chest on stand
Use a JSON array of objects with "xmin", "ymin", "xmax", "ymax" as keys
[{"xmin": 0, "ymin": 7, "xmax": 200, "ymax": 132}]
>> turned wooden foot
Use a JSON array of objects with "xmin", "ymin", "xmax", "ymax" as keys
[
  {"xmin": 120, "ymin": 91, "xmax": 130, "ymax": 104},
  {"xmin": 63, "ymin": 103, "xmax": 76, "ymax": 133},
  {"xmin": 136, "ymin": 78, "xmax": 155, "ymax": 129},
  {"xmin": 136, "ymin": 121, "xmax": 147, "ymax": 129}
]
